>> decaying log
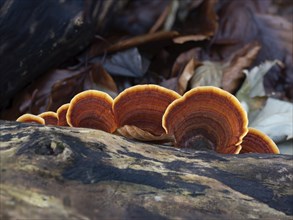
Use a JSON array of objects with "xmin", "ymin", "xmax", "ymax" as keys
[
  {"xmin": 0, "ymin": 120, "xmax": 292, "ymax": 219},
  {"xmin": 0, "ymin": 0, "xmax": 116, "ymax": 109}
]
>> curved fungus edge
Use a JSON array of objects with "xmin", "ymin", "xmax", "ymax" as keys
[
  {"xmin": 57, "ymin": 103, "xmax": 70, "ymax": 126},
  {"xmin": 113, "ymin": 84, "xmax": 181, "ymax": 136},
  {"xmin": 241, "ymin": 127, "xmax": 280, "ymax": 154},
  {"xmin": 113, "ymin": 84, "xmax": 181, "ymax": 108},
  {"xmin": 38, "ymin": 111, "xmax": 58, "ymax": 125},
  {"xmin": 162, "ymin": 86, "xmax": 249, "ymax": 152},
  {"xmin": 16, "ymin": 113, "xmax": 45, "ymax": 125},
  {"xmin": 66, "ymin": 90, "xmax": 116, "ymax": 133},
  {"xmin": 15, "ymin": 86, "xmax": 280, "ymax": 155}
]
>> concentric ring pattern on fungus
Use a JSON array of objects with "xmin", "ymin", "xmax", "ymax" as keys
[
  {"xmin": 113, "ymin": 84, "xmax": 181, "ymax": 137},
  {"xmin": 240, "ymin": 128, "xmax": 280, "ymax": 154},
  {"xmin": 67, "ymin": 90, "xmax": 116, "ymax": 133},
  {"xmin": 38, "ymin": 111, "xmax": 58, "ymax": 125},
  {"xmin": 162, "ymin": 86, "xmax": 249, "ymax": 154},
  {"xmin": 15, "ymin": 85, "xmax": 280, "ymax": 155},
  {"xmin": 57, "ymin": 103, "xmax": 70, "ymax": 126}
]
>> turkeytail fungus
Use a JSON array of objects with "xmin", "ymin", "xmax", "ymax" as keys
[
  {"xmin": 14, "ymin": 85, "xmax": 280, "ymax": 155},
  {"xmin": 113, "ymin": 84, "xmax": 181, "ymax": 141},
  {"xmin": 16, "ymin": 113, "xmax": 45, "ymax": 125},
  {"xmin": 66, "ymin": 90, "xmax": 117, "ymax": 133},
  {"xmin": 57, "ymin": 103, "xmax": 70, "ymax": 126},
  {"xmin": 38, "ymin": 111, "xmax": 58, "ymax": 125},
  {"xmin": 162, "ymin": 86, "xmax": 248, "ymax": 154},
  {"xmin": 240, "ymin": 128, "xmax": 280, "ymax": 154}
]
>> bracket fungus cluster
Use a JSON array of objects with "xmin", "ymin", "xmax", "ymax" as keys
[{"xmin": 16, "ymin": 85, "xmax": 279, "ymax": 154}]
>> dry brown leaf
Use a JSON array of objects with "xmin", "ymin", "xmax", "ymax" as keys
[
  {"xmin": 83, "ymin": 64, "xmax": 118, "ymax": 98},
  {"xmin": 0, "ymin": 68, "xmax": 89, "ymax": 120},
  {"xmin": 117, "ymin": 125, "xmax": 173, "ymax": 142},
  {"xmin": 171, "ymin": 48, "xmax": 201, "ymax": 77},
  {"xmin": 221, "ymin": 42, "xmax": 261, "ymax": 93},
  {"xmin": 49, "ymin": 69, "xmax": 90, "ymax": 111},
  {"xmin": 28, "ymin": 68, "xmax": 89, "ymax": 114},
  {"xmin": 178, "ymin": 60, "xmax": 224, "ymax": 95},
  {"xmin": 177, "ymin": 59, "xmax": 202, "ymax": 95},
  {"xmin": 107, "ymin": 31, "xmax": 179, "ymax": 54},
  {"xmin": 209, "ymin": 1, "xmax": 293, "ymax": 100},
  {"xmin": 88, "ymin": 31, "xmax": 179, "ymax": 57},
  {"xmin": 1, "ymin": 63, "xmax": 120, "ymax": 120}
]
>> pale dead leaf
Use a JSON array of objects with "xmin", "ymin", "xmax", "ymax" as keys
[
  {"xmin": 173, "ymin": 35, "xmax": 209, "ymax": 44},
  {"xmin": 178, "ymin": 60, "xmax": 223, "ymax": 95},
  {"xmin": 149, "ymin": 1, "xmax": 173, "ymax": 33},
  {"xmin": 236, "ymin": 60, "xmax": 283, "ymax": 104},
  {"xmin": 235, "ymin": 61, "xmax": 292, "ymax": 154},
  {"xmin": 249, "ymin": 98, "xmax": 293, "ymax": 144},
  {"xmin": 190, "ymin": 61, "xmax": 223, "ymax": 89},
  {"xmin": 277, "ymin": 140, "xmax": 293, "ymax": 156},
  {"xmin": 164, "ymin": 0, "xmax": 180, "ymax": 31},
  {"xmin": 236, "ymin": 60, "xmax": 282, "ymax": 117},
  {"xmin": 117, "ymin": 125, "xmax": 173, "ymax": 142}
]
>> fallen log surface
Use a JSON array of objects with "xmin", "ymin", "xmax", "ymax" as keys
[
  {"xmin": 0, "ymin": 120, "xmax": 292, "ymax": 219},
  {"xmin": 0, "ymin": 0, "xmax": 115, "ymax": 109}
]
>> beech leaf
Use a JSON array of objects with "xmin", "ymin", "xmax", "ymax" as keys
[
  {"xmin": 236, "ymin": 60, "xmax": 282, "ymax": 109},
  {"xmin": 236, "ymin": 61, "xmax": 292, "ymax": 154},
  {"xmin": 249, "ymin": 98, "xmax": 293, "ymax": 144},
  {"xmin": 277, "ymin": 141, "xmax": 293, "ymax": 156},
  {"xmin": 189, "ymin": 61, "xmax": 223, "ymax": 88},
  {"xmin": 221, "ymin": 42, "xmax": 261, "ymax": 93},
  {"xmin": 178, "ymin": 60, "xmax": 223, "ymax": 95}
]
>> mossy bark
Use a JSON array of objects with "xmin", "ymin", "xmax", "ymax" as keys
[{"xmin": 0, "ymin": 120, "xmax": 292, "ymax": 219}]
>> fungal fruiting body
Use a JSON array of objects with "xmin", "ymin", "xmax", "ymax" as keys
[
  {"xmin": 66, "ymin": 90, "xmax": 116, "ymax": 133},
  {"xmin": 57, "ymin": 103, "xmax": 70, "ymax": 126},
  {"xmin": 162, "ymin": 86, "xmax": 249, "ymax": 154},
  {"xmin": 38, "ymin": 111, "xmax": 58, "ymax": 125},
  {"xmin": 240, "ymin": 128, "xmax": 280, "ymax": 154},
  {"xmin": 113, "ymin": 84, "xmax": 181, "ymax": 141},
  {"xmin": 15, "ymin": 85, "xmax": 279, "ymax": 155},
  {"xmin": 16, "ymin": 113, "xmax": 45, "ymax": 125}
]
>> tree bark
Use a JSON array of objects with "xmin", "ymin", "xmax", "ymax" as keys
[
  {"xmin": 0, "ymin": 120, "xmax": 292, "ymax": 219},
  {"xmin": 0, "ymin": 0, "xmax": 116, "ymax": 109}
]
